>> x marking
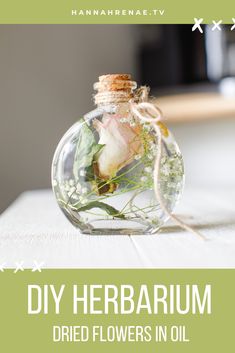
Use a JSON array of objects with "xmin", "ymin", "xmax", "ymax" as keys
[
  {"xmin": 212, "ymin": 20, "xmax": 222, "ymax": 31},
  {"xmin": 192, "ymin": 18, "xmax": 204, "ymax": 33},
  {"xmin": 32, "ymin": 261, "xmax": 44, "ymax": 272},
  {"xmin": 14, "ymin": 261, "xmax": 24, "ymax": 273},
  {"xmin": 231, "ymin": 18, "xmax": 235, "ymax": 31},
  {"xmin": 0, "ymin": 263, "xmax": 6, "ymax": 272}
]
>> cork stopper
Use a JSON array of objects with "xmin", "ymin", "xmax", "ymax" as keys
[{"xmin": 93, "ymin": 74, "xmax": 137, "ymax": 106}]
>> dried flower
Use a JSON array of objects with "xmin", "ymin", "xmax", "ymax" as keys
[
  {"xmin": 81, "ymin": 187, "xmax": 88, "ymax": 194},
  {"xmin": 141, "ymin": 176, "xmax": 148, "ymax": 182},
  {"xmin": 93, "ymin": 114, "xmax": 143, "ymax": 179},
  {"xmin": 80, "ymin": 169, "xmax": 86, "ymax": 177},
  {"xmin": 144, "ymin": 167, "xmax": 152, "ymax": 173},
  {"xmin": 134, "ymin": 154, "xmax": 142, "ymax": 160},
  {"xmin": 69, "ymin": 179, "xmax": 75, "ymax": 186}
]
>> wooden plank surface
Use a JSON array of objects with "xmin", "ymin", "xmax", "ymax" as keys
[
  {"xmin": 0, "ymin": 186, "xmax": 234, "ymax": 268},
  {"xmin": 156, "ymin": 92, "xmax": 235, "ymax": 122}
]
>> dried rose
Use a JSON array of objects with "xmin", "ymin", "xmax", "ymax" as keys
[{"xmin": 93, "ymin": 114, "xmax": 143, "ymax": 179}]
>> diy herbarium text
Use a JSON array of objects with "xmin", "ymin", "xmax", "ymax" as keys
[{"xmin": 28, "ymin": 284, "xmax": 211, "ymax": 315}]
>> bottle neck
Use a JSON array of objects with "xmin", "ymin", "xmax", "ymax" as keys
[
  {"xmin": 94, "ymin": 91, "xmax": 133, "ymax": 107},
  {"xmin": 93, "ymin": 74, "xmax": 137, "ymax": 107}
]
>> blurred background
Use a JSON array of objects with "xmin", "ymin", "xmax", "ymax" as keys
[{"xmin": 0, "ymin": 24, "xmax": 235, "ymax": 213}]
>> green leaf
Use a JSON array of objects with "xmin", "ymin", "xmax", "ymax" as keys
[
  {"xmin": 73, "ymin": 119, "xmax": 103, "ymax": 181},
  {"xmin": 75, "ymin": 201, "xmax": 125, "ymax": 219}
]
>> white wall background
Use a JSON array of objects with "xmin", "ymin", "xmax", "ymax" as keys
[{"xmin": 0, "ymin": 25, "xmax": 234, "ymax": 213}]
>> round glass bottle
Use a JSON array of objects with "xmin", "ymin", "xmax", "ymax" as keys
[{"xmin": 52, "ymin": 74, "xmax": 184, "ymax": 235}]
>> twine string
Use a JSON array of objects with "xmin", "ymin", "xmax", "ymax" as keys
[{"xmin": 130, "ymin": 87, "xmax": 205, "ymax": 240}]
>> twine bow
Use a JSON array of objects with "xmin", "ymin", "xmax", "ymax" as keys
[{"xmin": 130, "ymin": 87, "xmax": 205, "ymax": 240}]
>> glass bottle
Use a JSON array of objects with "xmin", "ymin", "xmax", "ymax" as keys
[{"xmin": 52, "ymin": 74, "xmax": 184, "ymax": 235}]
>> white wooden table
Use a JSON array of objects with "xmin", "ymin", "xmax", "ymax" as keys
[{"xmin": 0, "ymin": 186, "xmax": 234, "ymax": 268}]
